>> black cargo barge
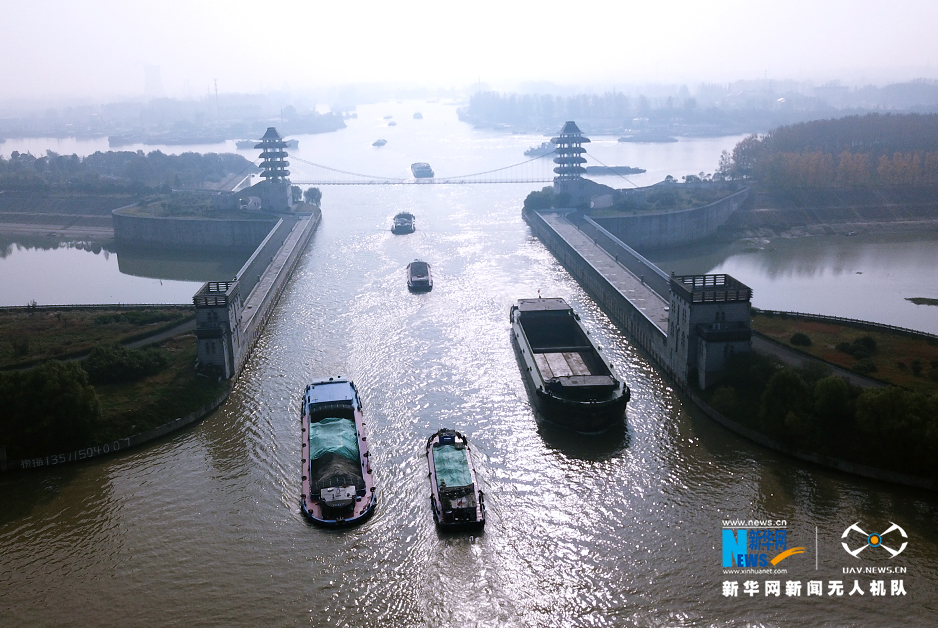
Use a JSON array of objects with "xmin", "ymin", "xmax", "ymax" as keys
[{"xmin": 510, "ymin": 298, "xmax": 629, "ymax": 433}]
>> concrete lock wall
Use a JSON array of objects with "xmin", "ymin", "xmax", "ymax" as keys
[
  {"xmin": 523, "ymin": 208, "xmax": 671, "ymax": 376},
  {"xmin": 592, "ymin": 188, "xmax": 749, "ymax": 250},
  {"xmin": 112, "ymin": 210, "xmax": 278, "ymax": 249}
]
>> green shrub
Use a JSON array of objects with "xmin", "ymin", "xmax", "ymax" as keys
[
  {"xmin": 790, "ymin": 332, "xmax": 812, "ymax": 346},
  {"xmin": 853, "ymin": 359, "xmax": 878, "ymax": 374},
  {"xmin": 94, "ymin": 310, "xmax": 181, "ymax": 326},
  {"xmin": 83, "ymin": 344, "xmax": 169, "ymax": 384},
  {"xmin": 0, "ymin": 360, "xmax": 101, "ymax": 457}
]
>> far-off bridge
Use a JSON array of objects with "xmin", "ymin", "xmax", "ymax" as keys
[{"xmin": 288, "ymin": 154, "xmax": 555, "ymax": 186}]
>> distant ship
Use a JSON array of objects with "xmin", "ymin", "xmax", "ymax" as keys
[
  {"xmin": 618, "ymin": 134, "xmax": 677, "ymax": 143},
  {"xmin": 413, "ymin": 112, "xmax": 423, "ymax": 119},
  {"xmin": 372, "ymin": 139, "xmax": 387, "ymax": 147},
  {"xmin": 388, "ymin": 121, "xmax": 397, "ymax": 126},
  {"xmin": 411, "ymin": 162, "xmax": 434, "ymax": 178},
  {"xmin": 524, "ymin": 141, "xmax": 555, "ymax": 158},
  {"xmin": 407, "ymin": 260, "xmax": 433, "ymax": 292},
  {"xmin": 585, "ymin": 166, "xmax": 646, "ymax": 175}
]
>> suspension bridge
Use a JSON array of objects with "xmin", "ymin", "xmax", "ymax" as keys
[{"xmin": 287, "ymin": 153, "xmax": 557, "ymax": 186}]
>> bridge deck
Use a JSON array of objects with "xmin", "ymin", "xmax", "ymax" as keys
[{"xmin": 539, "ymin": 212, "xmax": 670, "ymax": 334}]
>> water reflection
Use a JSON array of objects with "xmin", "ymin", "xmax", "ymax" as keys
[
  {"xmin": 114, "ymin": 245, "xmax": 253, "ymax": 281},
  {"xmin": 645, "ymin": 232, "xmax": 938, "ymax": 333}
]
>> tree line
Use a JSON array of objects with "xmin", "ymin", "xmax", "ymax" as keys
[
  {"xmin": 0, "ymin": 150, "xmax": 255, "ymax": 193},
  {"xmin": 0, "ymin": 343, "xmax": 174, "ymax": 460},
  {"xmin": 724, "ymin": 113, "xmax": 938, "ymax": 187},
  {"xmin": 706, "ymin": 351, "xmax": 938, "ymax": 479}
]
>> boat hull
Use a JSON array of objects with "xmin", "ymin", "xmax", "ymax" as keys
[
  {"xmin": 426, "ymin": 429, "xmax": 485, "ymax": 531},
  {"xmin": 510, "ymin": 299, "xmax": 629, "ymax": 434},
  {"xmin": 300, "ymin": 378, "xmax": 376, "ymax": 527},
  {"xmin": 407, "ymin": 261, "xmax": 432, "ymax": 292},
  {"xmin": 391, "ymin": 213, "xmax": 415, "ymax": 234}
]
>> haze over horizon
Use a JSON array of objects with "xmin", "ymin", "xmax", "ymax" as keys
[{"xmin": 2, "ymin": 0, "xmax": 938, "ymax": 104}]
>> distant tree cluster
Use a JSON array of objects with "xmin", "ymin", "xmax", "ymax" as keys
[
  {"xmin": 706, "ymin": 352, "xmax": 938, "ymax": 478},
  {"xmin": 724, "ymin": 113, "xmax": 938, "ymax": 187},
  {"xmin": 0, "ymin": 150, "xmax": 255, "ymax": 193}
]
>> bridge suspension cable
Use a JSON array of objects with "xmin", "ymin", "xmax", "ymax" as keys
[{"xmin": 287, "ymin": 153, "xmax": 554, "ymax": 185}]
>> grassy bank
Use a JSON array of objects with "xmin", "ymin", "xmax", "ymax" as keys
[
  {"xmin": 93, "ymin": 334, "xmax": 229, "ymax": 442},
  {"xmin": 0, "ymin": 306, "xmax": 193, "ymax": 369},
  {"xmin": 751, "ymin": 311, "xmax": 938, "ymax": 394},
  {"xmin": 1, "ymin": 332, "xmax": 228, "ymax": 460}
]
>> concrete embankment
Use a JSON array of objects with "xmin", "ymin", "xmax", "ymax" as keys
[
  {"xmin": 232, "ymin": 208, "xmax": 320, "ymax": 376},
  {"xmin": 112, "ymin": 208, "xmax": 277, "ymax": 249},
  {"xmin": 721, "ymin": 185, "xmax": 938, "ymax": 238},
  {"xmin": 1, "ymin": 207, "xmax": 322, "ymax": 473},
  {"xmin": 525, "ymin": 205, "xmax": 936, "ymax": 491},
  {"xmin": 591, "ymin": 187, "xmax": 749, "ymax": 249},
  {"xmin": 523, "ymin": 207, "xmax": 674, "ymax": 377}
]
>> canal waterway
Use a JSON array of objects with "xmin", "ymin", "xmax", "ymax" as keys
[{"xmin": 2, "ymin": 102, "xmax": 937, "ymax": 626}]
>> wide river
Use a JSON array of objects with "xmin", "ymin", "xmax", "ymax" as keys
[{"xmin": 1, "ymin": 102, "xmax": 936, "ymax": 627}]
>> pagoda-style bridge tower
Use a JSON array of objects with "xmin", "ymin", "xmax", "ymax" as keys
[
  {"xmin": 255, "ymin": 127, "xmax": 290, "ymax": 183},
  {"xmin": 551, "ymin": 120, "xmax": 590, "ymax": 189},
  {"xmin": 240, "ymin": 126, "xmax": 293, "ymax": 212}
]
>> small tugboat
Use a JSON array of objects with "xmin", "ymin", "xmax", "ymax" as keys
[
  {"xmin": 426, "ymin": 428, "xmax": 485, "ymax": 530},
  {"xmin": 407, "ymin": 260, "xmax": 432, "ymax": 291},
  {"xmin": 372, "ymin": 139, "xmax": 387, "ymax": 147},
  {"xmin": 411, "ymin": 162, "xmax": 434, "ymax": 178},
  {"xmin": 510, "ymin": 298, "xmax": 629, "ymax": 433},
  {"xmin": 300, "ymin": 378, "xmax": 376, "ymax": 527},
  {"xmin": 391, "ymin": 212, "xmax": 415, "ymax": 234}
]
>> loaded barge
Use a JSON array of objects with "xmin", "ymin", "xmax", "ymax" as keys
[
  {"xmin": 300, "ymin": 378, "xmax": 376, "ymax": 526},
  {"xmin": 511, "ymin": 298, "xmax": 629, "ymax": 433},
  {"xmin": 426, "ymin": 429, "xmax": 485, "ymax": 530}
]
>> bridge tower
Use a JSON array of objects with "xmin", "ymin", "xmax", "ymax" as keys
[
  {"xmin": 245, "ymin": 127, "xmax": 293, "ymax": 211},
  {"xmin": 551, "ymin": 121, "xmax": 590, "ymax": 193}
]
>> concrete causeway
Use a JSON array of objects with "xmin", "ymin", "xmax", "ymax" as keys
[{"xmin": 540, "ymin": 212, "xmax": 670, "ymax": 334}]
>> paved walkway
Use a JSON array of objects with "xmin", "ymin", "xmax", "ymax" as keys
[{"xmin": 540, "ymin": 212, "xmax": 670, "ymax": 333}]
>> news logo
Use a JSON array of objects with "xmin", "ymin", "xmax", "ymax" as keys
[
  {"xmin": 842, "ymin": 522, "xmax": 908, "ymax": 558},
  {"xmin": 722, "ymin": 520, "xmax": 805, "ymax": 568}
]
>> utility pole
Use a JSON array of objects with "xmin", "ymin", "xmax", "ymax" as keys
[{"xmin": 214, "ymin": 79, "xmax": 219, "ymax": 119}]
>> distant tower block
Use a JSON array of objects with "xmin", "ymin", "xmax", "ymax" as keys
[
  {"xmin": 255, "ymin": 127, "xmax": 291, "ymax": 183},
  {"xmin": 551, "ymin": 120, "xmax": 590, "ymax": 185}
]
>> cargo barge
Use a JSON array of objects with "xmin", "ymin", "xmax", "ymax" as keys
[
  {"xmin": 426, "ymin": 428, "xmax": 485, "ymax": 530},
  {"xmin": 300, "ymin": 378, "xmax": 376, "ymax": 527},
  {"xmin": 411, "ymin": 162, "xmax": 434, "ymax": 178},
  {"xmin": 391, "ymin": 212, "xmax": 415, "ymax": 234},
  {"xmin": 510, "ymin": 297, "xmax": 629, "ymax": 433},
  {"xmin": 407, "ymin": 260, "xmax": 432, "ymax": 291}
]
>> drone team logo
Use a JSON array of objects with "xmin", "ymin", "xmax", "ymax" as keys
[{"xmin": 842, "ymin": 522, "xmax": 908, "ymax": 558}]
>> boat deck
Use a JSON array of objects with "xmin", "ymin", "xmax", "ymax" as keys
[{"xmin": 534, "ymin": 351, "xmax": 591, "ymax": 378}]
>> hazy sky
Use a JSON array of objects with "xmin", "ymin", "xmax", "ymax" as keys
[{"xmin": 3, "ymin": 0, "xmax": 938, "ymax": 101}]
